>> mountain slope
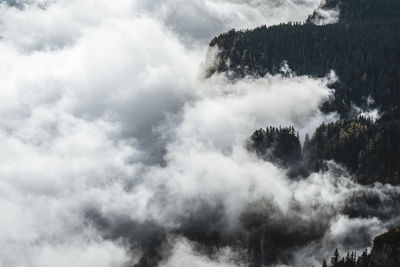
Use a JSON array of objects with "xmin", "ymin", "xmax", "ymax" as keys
[
  {"xmin": 208, "ymin": 19, "xmax": 400, "ymax": 116},
  {"xmin": 207, "ymin": 0, "xmax": 400, "ymax": 185}
]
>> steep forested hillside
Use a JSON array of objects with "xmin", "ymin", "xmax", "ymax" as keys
[
  {"xmin": 249, "ymin": 118, "xmax": 400, "ymax": 185},
  {"xmin": 209, "ymin": 0, "xmax": 400, "ymax": 185},
  {"xmin": 320, "ymin": 248, "xmax": 370, "ymax": 267},
  {"xmin": 306, "ymin": 117, "xmax": 400, "ymax": 185},
  {"xmin": 308, "ymin": 0, "xmax": 400, "ymax": 23},
  {"xmin": 321, "ymin": 227, "xmax": 400, "ymax": 267},
  {"xmin": 203, "ymin": 1, "xmax": 400, "ymax": 266},
  {"xmin": 208, "ymin": 19, "xmax": 400, "ymax": 116},
  {"xmin": 249, "ymin": 126, "xmax": 301, "ymax": 166}
]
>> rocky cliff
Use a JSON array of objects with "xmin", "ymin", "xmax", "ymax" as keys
[{"xmin": 368, "ymin": 228, "xmax": 400, "ymax": 267}]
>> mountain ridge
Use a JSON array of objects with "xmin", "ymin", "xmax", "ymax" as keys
[{"xmin": 207, "ymin": 0, "xmax": 400, "ymax": 186}]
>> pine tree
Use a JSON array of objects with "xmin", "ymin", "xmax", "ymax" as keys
[{"xmin": 331, "ymin": 249, "xmax": 340, "ymax": 266}]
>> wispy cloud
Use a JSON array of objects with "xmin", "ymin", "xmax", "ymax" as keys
[{"xmin": 0, "ymin": 1, "xmax": 398, "ymax": 267}]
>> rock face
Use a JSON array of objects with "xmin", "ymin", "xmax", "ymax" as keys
[{"xmin": 368, "ymin": 228, "xmax": 400, "ymax": 267}]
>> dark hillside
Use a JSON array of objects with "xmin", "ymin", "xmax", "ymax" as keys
[
  {"xmin": 306, "ymin": 117, "xmax": 400, "ymax": 185},
  {"xmin": 308, "ymin": 0, "xmax": 400, "ymax": 23},
  {"xmin": 208, "ymin": 0, "xmax": 400, "ymax": 185},
  {"xmin": 321, "ymin": 227, "xmax": 400, "ymax": 267},
  {"xmin": 208, "ymin": 20, "xmax": 400, "ymax": 116}
]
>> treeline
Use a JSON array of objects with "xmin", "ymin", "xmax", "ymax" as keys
[
  {"xmin": 306, "ymin": 116, "xmax": 400, "ymax": 185},
  {"xmin": 308, "ymin": 0, "xmax": 400, "ymax": 23},
  {"xmin": 249, "ymin": 126, "xmax": 301, "ymax": 166},
  {"xmin": 210, "ymin": 0, "xmax": 400, "ymax": 184},
  {"xmin": 208, "ymin": 18, "xmax": 400, "ymax": 116},
  {"xmin": 321, "ymin": 249, "xmax": 370, "ymax": 267},
  {"xmin": 208, "ymin": 0, "xmax": 400, "ymax": 117},
  {"xmin": 248, "ymin": 116, "xmax": 400, "ymax": 185},
  {"xmin": 321, "ymin": 227, "xmax": 400, "ymax": 267}
]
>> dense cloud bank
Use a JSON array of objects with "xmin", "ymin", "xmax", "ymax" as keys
[
  {"xmin": 0, "ymin": 0, "xmax": 322, "ymax": 49},
  {"xmin": 0, "ymin": 0, "xmax": 398, "ymax": 267}
]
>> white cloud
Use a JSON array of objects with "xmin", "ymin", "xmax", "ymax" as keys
[
  {"xmin": 134, "ymin": 0, "xmax": 322, "ymax": 43},
  {"xmin": 0, "ymin": 0, "xmax": 322, "ymax": 51},
  {"xmin": 0, "ymin": 0, "xmax": 398, "ymax": 266},
  {"xmin": 160, "ymin": 237, "xmax": 244, "ymax": 267}
]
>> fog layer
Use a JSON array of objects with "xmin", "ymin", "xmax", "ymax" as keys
[{"xmin": 0, "ymin": 1, "xmax": 397, "ymax": 267}]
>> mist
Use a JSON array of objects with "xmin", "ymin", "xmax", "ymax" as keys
[{"xmin": 0, "ymin": 1, "xmax": 398, "ymax": 267}]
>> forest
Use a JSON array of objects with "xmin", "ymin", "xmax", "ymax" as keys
[
  {"xmin": 307, "ymin": 0, "xmax": 400, "ymax": 23},
  {"xmin": 208, "ymin": 19, "xmax": 400, "ymax": 117},
  {"xmin": 134, "ymin": 0, "xmax": 400, "ymax": 266},
  {"xmin": 320, "ymin": 248, "xmax": 370, "ymax": 267},
  {"xmin": 307, "ymin": 117, "xmax": 400, "ymax": 184},
  {"xmin": 210, "ymin": 0, "xmax": 400, "ymax": 185},
  {"xmin": 321, "ymin": 227, "xmax": 400, "ymax": 267},
  {"xmin": 249, "ymin": 126, "xmax": 301, "ymax": 166},
  {"xmin": 211, "ymin": 1, "xmax": 400, "ymax": 265},
  {"xmin": 248, "ymin": 117, "xmax": 400, "ymax": 185}
]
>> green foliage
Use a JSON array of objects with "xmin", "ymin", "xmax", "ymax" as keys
[
  {"xmin": 249, "ymin": 126, "xmax": 301, "ymax": 166},
  {"xmin": 308, "ymin": 0, "xmax": 400, "ymax": 23},
  {"xmin": 214, "ymin": 0, "xmax": 400, "ymax": 185},
  {"xmin": 306, "ymin": 117, "xmax": 400, "ymax": 185},
  {"xmin": 249, "ymin": 117, "xmax": 400, "ymax": 185},
  {"xmin": 208, "ymin": 3, "xmax": 400, "ymax": 116}
]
